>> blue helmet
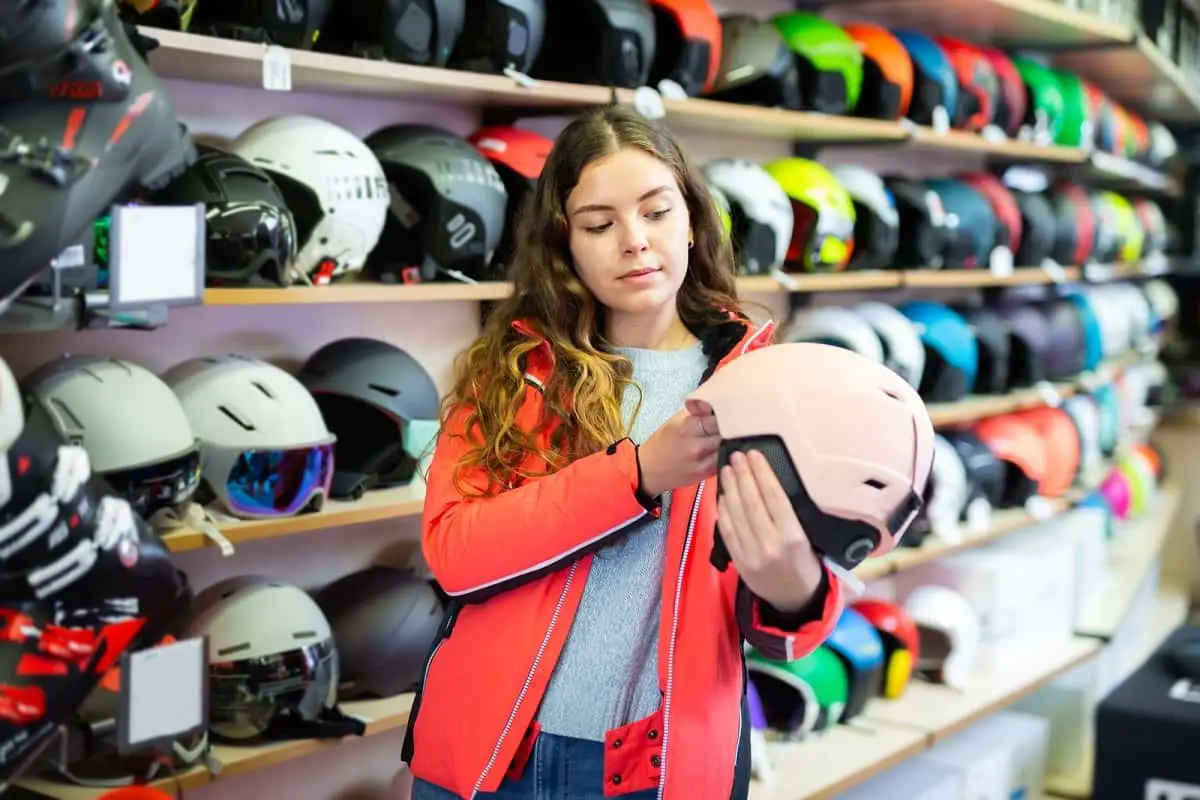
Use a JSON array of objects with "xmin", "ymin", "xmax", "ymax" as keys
[
  {"xmin": 899, "ymin": 300, "xmax": 978, "ymax": 402},
  {"xmin": 893, "ymin": 30, "xmax": 958, "ymax": 126},
  {"xmin": 824, "ymin": 607, "xmax": 885, "ymax": 722}
]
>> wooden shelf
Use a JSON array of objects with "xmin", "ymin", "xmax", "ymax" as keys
[
  {"xmin": 16, "ymin": 693, "xmax": 414, "ymax": 796},
  {"xmin": 906, "ymin": 128, "xmax": 1088, "ymax": 164},
  {"xmin": 862, "ymin": 636, "xmax": 1102, "ymax": 742},
  {"xmin": 750, "ymin": 722, "xmax": 928, "ymax": 800},
  {"xmin": 163, "ymin": 482, "xmax": 425, "ymax": 553},
  {"xmin": 145, "ymin": 30, "xmax": 616, "ymax": 108},
  {"xmin": 902, "ymin": 267, "xmax": 1081, "ymax": 288},
  {"xmin": 815, "ymin": 0, "xmax": 1132, "ymax": 49},
  {"xmin": 204, "ymin": 282, "xmax": 513, "ymax": 305},
  {"xmin": 737, "ymin": 272, "xmax": 905, "ymax": 294},
  {"xmin": 1084, "ymin": 151, "xmax": 1184, "ymax": 196},
  {"xmin": 928, "ymin": 383, "xmax": 1078, "ymax": 427},
  {"xmin": 855, "ymin": 501, "xmax": 1074, "ymax": 581},
  {"xmin": 1074, "ymin": 483, "xmax": 1181, "ymax": 638},
  {"xmin": 660, "ymin": 97, "xmax": 908, "ymax": 143},
  {"xmin": 1052, "ymin": 35, "xmax": 1200, "ymax": 122}
]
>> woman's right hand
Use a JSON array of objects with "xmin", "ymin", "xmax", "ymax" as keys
[{"xmin": 638, "ymin": 402, "xmax": 723, "ymax": 498}]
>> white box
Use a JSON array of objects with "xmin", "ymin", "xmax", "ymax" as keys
[
  {"xmin": 916, "ymin": 728, "xmax": 1015, "ymax": 800},
  {"xmin": 952, "ymin": 710, "xmax": 1051, "ymax": 799},
  {"xmin": 837, "ymin": 756, "xmax": 963, "ymax": 800}
]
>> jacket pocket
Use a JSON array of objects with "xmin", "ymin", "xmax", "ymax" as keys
[{"xmin": 402, "ymin": 600, "xmax": 460, "ymax": 764}]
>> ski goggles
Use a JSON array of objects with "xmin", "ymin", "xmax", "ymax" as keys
[
  {"xmin": 201, "ymin": 440, "xmax": 335, "ymax": 519},
  {"xmin": 104, "ymin": 447, "xmax": 202, "ymax": 518}
]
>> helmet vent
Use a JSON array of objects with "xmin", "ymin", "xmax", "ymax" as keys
[
  {"xmin": 48, "ymin": 398, "xmax": 85, "ymax": 431},
  {"xmin": 293, "ymin": 629, "xmax": 319, "ymax": 641},
  {"xmin": 218, "ymin": 405, "xmax": 255, "ymax": 432},
  {"xmin": 368, "ymin": 383, "xmax": 399, "ymax": 397},
  {"xmin": 252, "ymin": 381, "xmax": 275, "ymax": 399},
  {"xmin": 864, "ymin": 478, "xmax": 887, "ymax": 490}
]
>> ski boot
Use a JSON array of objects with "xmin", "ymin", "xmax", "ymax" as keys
[
  {"xmin": 0, "ymin": 356, "xmax": 191, "ymax": 779},
  {"xmin": 0, "ymin": 0, "xmax": 197, "ymax": 304}
]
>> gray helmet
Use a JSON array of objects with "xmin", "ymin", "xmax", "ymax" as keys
[
  {"xmin": 319, "ymin": 0, "xmax": 466, "ymax": 66},
  {"xmin": 534, "ymin": 0, "xmax": 656, "ymax": 88},
  {"xmin": 449, "ymin": 0, "xmax": 545, "ymax": 73},
  {"xmin": 709, "ymin": 14, "xmax": 800, "ymax": 109},
  {"xmin": 365, "ymin": 124, "xmax": 508, "ymax": 282},
  {"xmin": 298, "ymin": 337, "xmax": 440, "ymax": 500},
  {"xmin": 315, "ymin": 566, "xmax": 445, "ymax": 699}
]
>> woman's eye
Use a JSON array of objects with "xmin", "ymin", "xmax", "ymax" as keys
[
  {"xmin": 585, "ymin": 222, "xmax": 612, "ymax": 234},
  {"xmin": 648, "ymin": 208, "xmax": 671, "ymax": 220}
]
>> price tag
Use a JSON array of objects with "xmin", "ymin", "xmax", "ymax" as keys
[
  {"xmin": 981, "ymin": 124, "xmax": 1008, "ymax": 144},
  {"xmin": 503, "ymin": 66, "xmax": 536, "ymax": 89},
  {"xmin": 1036, "ymin": 380, "xmax": 1063, "ymax": 407},
  {"xmin": 108, "ymin": 204, "xmax": 205, "ymax": 310},
  {"xmin": 51, "ymin": 244, "xmax": 86, "ymax": 270},
  {"xmin": 1143, "ymin": 252, "xmax": 1169, "ymax": 274},
  {"xmin": 262, "ymin": 45, "xmax": 292, "ymax": 92},
  {"xmin": 932, "ymin": 517, "xmax": 964, "ymax": 544},
  {"xmin": 966, "ymin": 496, "xmax": 992, "ymax": 535},
  {"xmin": 769, "ymin": 268, "xmax": 802, "ymax": 292},
  {"xmin": 1025, "ymin": 495, "xmax": 1056, "ymax": 520},
  {"xmin": 1041, "ymin": 258, "xmax": 1067, "ymax": 284},
  {"xmin": 931, "ymin": 106, "xmax": 951, "ymax": 135},
  {"xmin": 1080, "ymin": 120, "xmax": 1096, "ymax": 152},
  {"xmin": 1082, "ymin": 262, "xmax": 1111, "ymax": 282},
  {"xmin": 633, "ymin": 86, "xmax": 666, "ymax": 119},
  {"xmin": 656, "ymin": 78, "xmax": 688, "ymax": 100},
  {"xmin": 118, "ymin": 636, "xmax": 207, "ymax": 754},
  {"xmin": 989, "ymin": 245, "xmax": 1014, "ymax": 277}
]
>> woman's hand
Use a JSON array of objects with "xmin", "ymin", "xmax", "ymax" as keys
[
  {"xmin": 716, "ymin": 450, "xmax": 825, "ymax": 613},
  {"xmin": 637, "ymin": 404, "xmax": 722, "ymax": 498}
]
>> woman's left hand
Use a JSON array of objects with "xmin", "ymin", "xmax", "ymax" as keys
[{"xmin": 716, "ymin": 449, "xmax": 825, "ymax": 613}]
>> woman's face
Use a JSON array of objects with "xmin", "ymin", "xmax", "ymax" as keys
[{"xmin": 565, "ymin": 147, "xmax": 693, "ymax": 317}]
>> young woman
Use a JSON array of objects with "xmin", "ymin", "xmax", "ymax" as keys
[{"xmin": 403, "ymin": 105, "xmax": 845, "ymax": 800}]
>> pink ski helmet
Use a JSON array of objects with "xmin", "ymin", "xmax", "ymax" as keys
[
  {"xmin": 689, "ymin": 342, "xmax": 935, "ymax": 571},
  {"xmin": 1098, "ymin": 467, "xmax": 1132, "ymax": 520}
]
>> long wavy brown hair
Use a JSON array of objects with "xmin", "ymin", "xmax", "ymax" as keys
[{"xmin": 442, "ymin": 105, "xmax": 744, "ymax": 497}]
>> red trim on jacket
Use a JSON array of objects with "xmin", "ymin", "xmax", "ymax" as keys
[{"xmin": 404, "ymin": 312, "xmax": 845, "ymax": 799}]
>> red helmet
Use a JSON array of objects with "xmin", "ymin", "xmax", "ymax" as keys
[
  {"xmin": 646, "ymin": 0, "xmax": 723, "ymax": 95},
  {"xmin": 960, "ymin": 172, "xmax": 1023, "ymax": 255},
  {"xmin": 935, "ymin": 36, "xmax": 1000, "ymax": 132},
  {"xmin": 469, "ymin": 125, "xmax": 553, "ymax": 183},
  {"xmin": 851, "ymin": 597, "xmax": 921, "ymax": 698}
]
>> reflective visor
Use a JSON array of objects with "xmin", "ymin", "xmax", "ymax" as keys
[
  {"xmin": 224, "ymin": 444, "xmax": 333, "ymax": 517},
  {"xmin": 104, "ymin": 448, "xmax": 202, "ymax": 517}
]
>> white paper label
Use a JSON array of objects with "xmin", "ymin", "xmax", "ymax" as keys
[
  {"xmin": 1036, "ymin": 380, "xmax": 1063, "ymax": 407},
  {"xmin": 1025, "ymin": 495, "xmax": 1056, "ymax": 520},
  {"xmin": 633, "ymin": 86, "xmax": 666, "ymax": 119},
  {"xmin": 989, "ymin": 245, "xmax": 1014, "ymax": 276},
  {"xmin": 931, "ymin": 106, "xmax": 951, "ymax": 135},
  {"xmin": 656, "ymin": 78, "xmax": 688, "ymax": 100},
  {"xmin": 1041, "ymin": 258, "xmax": 1067, "ymax": 283},
  {"xmin": 262, "ymin": 46, "xmax": 292, "ymax": 92},
  {"xmin": 769, "ymin": 268, "xmax": 801, "ymax": 291},
  {"xmin": 981, "ymin": 124, "xmax": 1008, "ymax": 144},
  {"xmin": 503, "ymin": 66, "xmax": 535, "ymax": 89},
  {"xmin": 51, "ymin": 244, "xmax": 86, "ymax": 270},
  {"xmin": 966, "ymin": 496, "xmax": 993, "ymax": 535},
  {"xmin": 110, "ymin": 204, "xmax": 202, "ymax": 307},
  {"xmin": 121, "ymin": 637, "xmax": 206, "ymax": 748}
]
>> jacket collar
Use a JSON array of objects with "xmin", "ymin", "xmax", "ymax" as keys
[{"xmin": 511, "ymin": 311, "xmax": 775, "ymax": 388}]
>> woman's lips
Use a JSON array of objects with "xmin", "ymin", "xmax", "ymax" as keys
[{"xmin": 620, "ymin": 267, "xmax": 661, "ymax": 279}]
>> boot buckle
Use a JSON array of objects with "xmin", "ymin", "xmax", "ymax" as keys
[{"xmin": 0, "ymin": 127, "xmax": 90, "ymax": 187}]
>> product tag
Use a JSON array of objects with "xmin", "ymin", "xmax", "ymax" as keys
[
  {"xmin": 1025, "ymin": 495, "xmax": 1056, "ymax": 520},
  {"xmin": 931, "ymin": 106, "xmax": 951, "ymax": 134},
  {"xmin": 1035, "ymin": 380, "xmax": 1063, "ymax": 407},
  {"xmin": 989, "ymin": 245, "xmax": 1014, "ymax": 276},
  {"xmin": 769, "ymin": 268, "xmax": 801, "ymax": 291},
  {"xmin": 108, "ymin": 204, "xmax": 204, "ymax": 310},
  {"xmin": 118, "ymin": 637, "xmax": 207, "ymax": 754},
  {"xmin": 1041, "ymin": 258, "xmax": 1067, "ymax": 283},
  {"xmin": 262, "ymin": 45, "xmax": 293, "ymax": 91},
  {"xmin": 633, "ymin": 86, "xmax": 666, "ymax": 119},
  {"xmin": 966, "ymin": 496, "xmax": 992, "ymax": 535}
]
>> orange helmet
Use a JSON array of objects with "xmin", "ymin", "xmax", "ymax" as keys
[
  {"xmin": 646, "ymin": 0, "xmax": 723, "ymax": 95},
  {"xmin": 842, "ymin": 22, "xmax": 914, "ymax": 120},
  {"xmin": 972, "ymin": 413, "xmax": 1049, "ymax": 504},
  {"xmin": 99, "ymin": 789, "xmax": 176, "ymax": 800},
  {"xmin": 935, "ymin": 36, "xmax": 999, "ymax": 132},
  {"xmin": 1132, "ymin": 442, "xmax": 1162, "ymax": 477},
  {"xmin": 1013, "ymin": 407, "xmax": 1081, "ymax": 497}
]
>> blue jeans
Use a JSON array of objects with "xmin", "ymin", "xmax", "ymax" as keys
[{"xmin": 411, "ymin": 732, "xmax": 660, "ymax": 799}]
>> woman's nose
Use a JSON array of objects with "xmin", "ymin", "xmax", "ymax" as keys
[{"xmin": 621, "ymin": 222, "xmax": 650, "ymax": 256}]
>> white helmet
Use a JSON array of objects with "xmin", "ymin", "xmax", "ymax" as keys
[
  {"xmin": 852, "ymin": 302, "xmax": 925, "ymax": 388},
  {"xmin": 0, "ymin": 358, "xmax": 22, "ymax": 454},
  {"xmin": 1062, "ymin": 395, "xmax": 1103, "ymax": 487},
  {"xmin": 702, "ymin": 158, "xmax": 793, "ymax": 274},
  {"xmin": 927, "ymin": 435, "xmax": 969, "ymax": 544},
  {"xmin": 163, "ymin": 356, "xmax": 335, "ymax": 519},
  {"xmin": 233, "ymin": 115, "xmax": 389, "ymax": 283},
  {"xmin": 182, "ymin": 574, "xmax": 338, "ymax": 742},
  {"xmin": 902, "ymin": 585, "xmax": 980, "ymax": 691},
  {"xmin": 829, "ymin": 164, "xmax": 899, "ymax": 270},
  {"xmin": 785, "ymin": 306, "xmax": 885, "ymax": 364},
  {"xmin": 1143, "ymin": 279, "xmax": 1179, "ymax": 337}
]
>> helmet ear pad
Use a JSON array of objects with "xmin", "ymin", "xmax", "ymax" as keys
[
  {"xmin": 856, "ymin": 57, "xmax": 902, "ymax": 120},
  {"xmin": 795, "ymin": 55, "xmax": 850, "ymax": 116}
]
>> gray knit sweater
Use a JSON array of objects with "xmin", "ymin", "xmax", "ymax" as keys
[{"xmin": 536, "ymin": 342, "xmax": 710, "ymax": 740}]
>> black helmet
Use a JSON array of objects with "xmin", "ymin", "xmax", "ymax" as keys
[
  {"xmin": 315, "ymin": 567, "xmax": 444, "ymax": 700},
  {"xmin": 146, "ymin": 146, "xmax": 298, "ymax": 287},
  {"xmin": 365, "ymin": 124, "xmax": 508, "ymax": 282},
  {"xmin": 316, "ymin": 0, "xmax": 466, "ymax": 66},
  {"xmin": 189, "ymin": 0, "xmax": 331, "ymax": 48},
  {"xmin": 449, "ymin": 0, "xmax": 545, "ymax": 74},
  {"xmin": 298, "ymin": 337, "xmax": 441, "ymax": 500},
  {"xmin": 708, "ymin": 14, "xmax": 800, "ymax": 109},
  {"xmin": 533, "ymin": 0, "xmax": 656, "ymax": 88},
  {"xmin": 884, "ymin": 176, "xmax": 952, "ymax": 269}
]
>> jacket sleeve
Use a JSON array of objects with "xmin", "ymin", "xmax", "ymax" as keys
[
  {"xmin": 735, "ymin": 564, "xmax": 844, "ymax": 661},
  {"xmin": 421, "ymin": 406, "xmax": 656, "ymax": 604}
]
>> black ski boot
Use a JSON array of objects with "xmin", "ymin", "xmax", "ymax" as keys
[{"xmin": 0, "ymin": 0, "xmax": 197, "ymax": 303}]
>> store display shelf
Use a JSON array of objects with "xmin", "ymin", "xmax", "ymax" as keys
[
  {"xmin": 142, "ymin": 31, "xmax": 1179, "ymax": 183},
  {"xmin": 751, "ymin": 636, "xmax": 1102, "ymax": 799},
  {"xmin": 1085, "ymin": 151, "xmax": 1184, "ymax": 196},
  {"xmin": 202, "ymin": 266, "xmax": 1125, "ymax": 307},
  {"xmin": 16, "ymin": 694, "xmax": 414, "ymax": 796},
  {"xmin": 1074, "ymin": 483, "xmax": 1182, "ymax": 639},
  {"xmin": 927, "ymin": 383, "xmax": 1078, "ymax": 427},
  {"xmin": 1051, "ymin": 35, "xmax": 1200, "ymax": 122},
  {"xmin": 813, "ymin": 0, "xmax": 1131, "ymax": 49},
  {"xmin": 863, "ymin": 636, "xmax": 1102, "ymax": 742},
  {"xmin": 162, "ymin": 482, "xmax": 425, "ymax": 553},
  {"xmin": 854, "ymin": 501, "xmax": 1074, "ymax": 581}
]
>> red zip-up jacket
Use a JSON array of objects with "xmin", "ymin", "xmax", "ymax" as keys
[{"xmin": 401, "ymin": 312, "xmax": 845, "ymax": 799}]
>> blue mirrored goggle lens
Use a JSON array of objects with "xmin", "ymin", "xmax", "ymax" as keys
[{"xmin": 225, "ymin": 444, "xmax": 333, "ymax": 516}]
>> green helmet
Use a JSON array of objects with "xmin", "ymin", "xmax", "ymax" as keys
[
  {"xmin": 747, "ymin": 645, "xmax": 850, "ymax": 737},
  {"xmin": 763, "ymin": 157, "xmax": 856, "ymax": 272},
  {"xmin": 1012, "ymin": 57, "xmax": 1065, "ymax": 142},
  {"xmin": 709, "ymin": 183, "xmax": 733, "ymax": 239},
  {"xmin": 1051, "ymin": 69, "xmax": 1093, "ymax": 148},
  {"xmin": 770, "ymin": 12, "xmax": 863, "ymax": 115}
]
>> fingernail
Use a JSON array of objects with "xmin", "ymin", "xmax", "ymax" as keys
[{"xmin": 730, "ymin": 452, "xmax": 744, "ymax": 467}]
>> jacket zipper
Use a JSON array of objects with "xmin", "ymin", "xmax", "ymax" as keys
[
  {"xmin": 471, "ymin": 562, "xmax": 578, "ymax": 798},
  {"xmin": 657, "ymin": 482, "xmax": 704, "ymax": 800}
]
